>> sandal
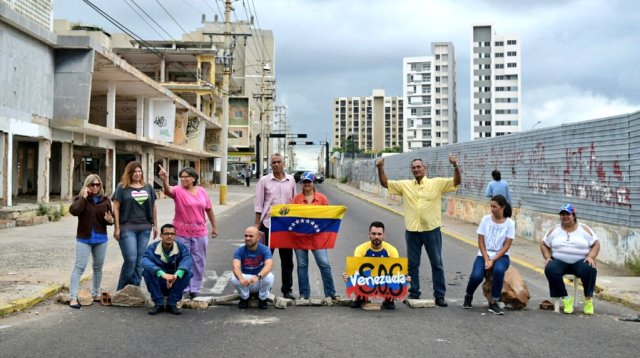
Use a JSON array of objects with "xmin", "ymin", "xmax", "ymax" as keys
[
  {"xmin": 100, "ymin": 292, "xmax": 112, "ymax": 306},
  {"xmin": 539, "ymin": 299, "xmax": 554, "ymax": 310}
]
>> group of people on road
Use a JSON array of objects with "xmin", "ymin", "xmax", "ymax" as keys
[{"xmin": 67, "ymin": 152, "xmax": 600, "ymax": 316}]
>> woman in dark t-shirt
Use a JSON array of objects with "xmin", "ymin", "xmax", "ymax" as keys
[{"xmin": 112, "ymin": 161, "xmax": 158, "ymax": 291}]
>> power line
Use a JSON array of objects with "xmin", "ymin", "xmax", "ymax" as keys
[
  {"xmin": 123, "ymin": 0, "xmax": 164, "ymax": 39},
  {"xmin": 154, "ymin": 0, "xmax": 197, "ymax": 42},
  {"xmin": 82, "ymin": 0, "xmax": 166, "ymax": 60},
  {"xmin": 247, "ymin": 0, "xmax": 271, "ymax": 63},
  {"xmin": 129, "ymin": 0, "xmax": 175, "ymax": 40}
]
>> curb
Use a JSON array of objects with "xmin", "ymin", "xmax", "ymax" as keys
[
  {"xmin": 0, "ymin": 274, "xmax": 91, "ymax": 317},
  {"xmin": 332, "ymin": 182, "xmax": 633, "ymax": 309}
]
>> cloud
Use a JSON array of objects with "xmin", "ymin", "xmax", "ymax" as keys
[{"xmin": 525, "ymin": 85, "xmax": 640, "ymax": 129}]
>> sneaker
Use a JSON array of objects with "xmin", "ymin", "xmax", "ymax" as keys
[
  {"xmin": 584, "ymin": 299, "xmax": 594, "ymax": 315},
  {"xmin": 563, "ymin": 296, "xmax": 574, "ymax": 314},
  {"xmin": 488, "ymin": 302, "xmax": 504, "ymax": 315},
  {"xmin": 463, "ymin": 296, "xmax": 473, "ymax": 309},
  {"xmin": 258, "ymin": 299, "xmax": 268, "ymax": 309},
  {"xmin": 382, "ymin": 299, "xmax": 395, "ymax": 310},
  {"xmin": 283, "ymin": 292, "xmax": 295, "ymax": 300},
  {"xmin": 350, "ymin": 297, "xmax": 366, "ymax": 308},
  {"xmin": 408, "ymin": 294, "xmax": 420, "ymax": 300},
  {"xmin": 238, "ymin": 298, "xmax": 249, "ymax": 309}
]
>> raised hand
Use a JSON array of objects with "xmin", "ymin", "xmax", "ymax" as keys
[{"xmin": 158, "ymin": 164, "xmax": 168, "ymax": 181}]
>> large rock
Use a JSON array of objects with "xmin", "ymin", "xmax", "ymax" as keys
[
  {"xmin": 111, "ymin": 285, "xmax": 151, "ymax": 307},
  {"xmin": 482, "ymin": 266, "xmax": 530, "ymax": 309},
  {"xmin": 78, "ymin": 289, "xmax": 94, "ymax": 306}
]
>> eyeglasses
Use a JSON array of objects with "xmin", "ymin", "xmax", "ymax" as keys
[
  {"xmin": 88, "ymin": 183, "xmax": 101, "ymax": 187},
  {"xmin": 161, "ymin": 232, "xmax": 176, "ymax": 236}
]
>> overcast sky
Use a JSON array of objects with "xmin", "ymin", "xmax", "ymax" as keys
[{"xmin": 55, "ymin": 0, "xmax": 640, "ymax": 169}]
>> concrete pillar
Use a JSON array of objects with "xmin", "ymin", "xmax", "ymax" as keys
[
  {"xmin": 146, "ymin": 150, "xmax": 155, "ymax": 186},
  {"xmin": 160, "ymin": 59, "xmax": 166, "ymax": 82},
  {"xmin": 136, "ymin": 96, "xmax": 144, "ymax": 137},
  {"xmin": 196, "ymin": 94, "xmax": 202, "ymax": 113},
  {"xmin": 11, "ymin": 135, "xmax": 17, "ymax": 200},
  {"xmin": 37, "ymin": 139, "xmax": 51, "ymax": 203},
  {"xmin": 106, "ymin": 81, "xmax": 116, "ymax": 128},
  {"xmin": 0, "ymin": 132, "xmax": 5, "ymax": 205},
  {"xmin": 5, "ymin": 132, "xmax": 13, "ymax": 206},
  {"xmin": 104, "ymin": 148, "xmax": 115, "ymax": 196},
  {"xmin": 60, "ymin": 142, "xmax": 74, "ymax": 200}
]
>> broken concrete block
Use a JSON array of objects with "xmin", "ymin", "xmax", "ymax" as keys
[
  {"xmin": 482, "ymin": 266, "xmax": 531, "ymax": 309},
  {"xmin": 405, "ymin": 298, "xmax": 436, "ymax": 308},
  {"xmin": 362, "ymin": 302, "xmax": 381, "ymax": 311},
  {"xmin": 322, "ymin": 297, "xmax": 334, "ymax": 306},
  {"xmin": 111, "ymin": 285, "xmax": 150, "ymax": 307},
  {"xmin": 56, "ymin": 293, "xmax": 71, "ymax": 304},
  {"xmin": 181, "ymin": 300, "xmax": 209, "ymax": 309},
  {"xmin": 211, "ymin": 294, "xmax": 239, "ymax": 305},
  {"xmin": 295, "ymin": 299, "xmax": 310, "ymax": 306},
  {"xmin": 78, "ymin": 289, "xmax": 93, "ymax": 306},
  {"xmin": 274, "ymin": 296, "xmax": 292, "ymax": 309}
]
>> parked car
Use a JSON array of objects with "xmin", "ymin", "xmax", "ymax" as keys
[
  {"xmin": 315, "ymin": 173, "xmax": 325, "ymax": 183},
  {"xmin": 293, "ymin": 170, "xmax": 305, "ymax": 183}
]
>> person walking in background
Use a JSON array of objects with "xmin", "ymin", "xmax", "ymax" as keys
[
  {"xmin": 245, "ymin": 165, "xmax": 252, "ymax": 187},
  {"xmin": 158, "ymin": 165, "xmax": 217, "ymax": 299},
  {"xmin": 112, "ymin": 161, "xmax": 158, "ymax": 291},
  {"xmin": 291, "ymin": 172, "xmax": 339, "ymax": 301},
  {"xmin": 254, "ymin": 153, "xmax": 297, "ymax": 299},
  {"xmin": 376, "ymin": 155, "xmax": 460, "ymax": 307},
  {"xmin": 485, "ymin": 169, "xmax": 511, "ymax": 204},
  {"xmin": 463, "ymin": 195, "xmax": 514, "ymax": 315},
  {"xmin": 68, "ymin": 174, "xmax": 114, "ymax": 309}
]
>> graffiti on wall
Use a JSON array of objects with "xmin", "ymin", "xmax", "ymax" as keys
[{"xmin": 562, "ymin": 142, "xmax": 631, "ymax": 207}]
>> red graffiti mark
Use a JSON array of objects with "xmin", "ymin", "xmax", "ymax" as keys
[
  {"xmin": 613, "ymin": 161, "xmax": 623, "ymax": 181},
  {"xmin": 596, "ymin": 162, "xmax": 606, "ymax": 182},
  {"xmin": 589, "ymin": 142, "xmax": 597, "ymax": 175}
]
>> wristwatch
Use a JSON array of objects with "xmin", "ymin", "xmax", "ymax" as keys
[{"xmin": 256, "ymin": 273, "xmax": 263, "ymax": 280}]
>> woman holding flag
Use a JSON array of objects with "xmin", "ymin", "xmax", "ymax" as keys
[{"xmin": 290, "ymin": 172, "xmax": 340, "ymax": 301}]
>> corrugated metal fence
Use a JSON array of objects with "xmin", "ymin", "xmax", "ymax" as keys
[{"xmin": 344, "ymin": 111, "xmax": 639, "ymax": 228}]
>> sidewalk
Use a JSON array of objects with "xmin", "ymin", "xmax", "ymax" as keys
[
  {"xmin": 330, "ymin": 180, "xmax": 640, "ymax": 312},
  {"xmin": 0, "ymin": 183, "xmax": 256, "ymax": 316}
]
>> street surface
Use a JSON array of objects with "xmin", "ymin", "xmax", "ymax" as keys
[{"xmin": 0, "ymin": 183, "xmax": 638, "ymax": 357}]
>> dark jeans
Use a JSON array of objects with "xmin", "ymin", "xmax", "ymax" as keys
[
  {"xmin": 544, "ymin": 257, "xmax": 597, "ymax": 297},
  {"xmin": 143, "ymin": 270, "xmax": 193, "ymax": 306},
  {"xmin": 260, "ymin": 223, "xmax": 294, "ymax": 295},
  {"xmin": 465, "ymin": 255, "xmax": 510, "ymax": 300},
  {"xmin": 406, "ymin": 228, "xmax": 446, "ymax": 299}
]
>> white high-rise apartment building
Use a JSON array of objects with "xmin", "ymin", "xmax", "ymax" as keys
[
  {"xmin": 471, "ymin": 24, "xmax": 521, "ymax": 140},
  {"xmin": 332, "ymin": 89, "xmax": 403, "ymax": 153},
  {"xmin": 402, "ymin": 42, "xmax": 457, "ymax": 152}
]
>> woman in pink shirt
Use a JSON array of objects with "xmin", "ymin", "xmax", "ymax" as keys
[{"xmin": 159, "ymin": 165, "xmax": 218, "ymax": 298}]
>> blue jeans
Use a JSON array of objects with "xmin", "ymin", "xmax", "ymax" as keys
[
  {"xmin": 544, "ymin": 258, "xmax": 597, "ymax": 297},
  {"xmin": 70, "ymin": 241, "xmax": 108, "ymax": 299},
  {"xmin": 143, "ymin": 269, "xmax": 193, "ymax": 306},
  {"xmin": 231, "ymin": 273, "xmax": 275, "ymax": 300},
  {"xmin": 406, "ymin": 228, "xmax": 446, "ymax": 299},
  {"xmin": 117, "ymin": 228, "xmax": 151, "ymax": 290},
  {"xmin": 295, "ymin": 249, "xmax": 336, "ymax": 298},
  {"xmin": 465, "ymin": 255, "xmax": 510, "ymax": 301}
]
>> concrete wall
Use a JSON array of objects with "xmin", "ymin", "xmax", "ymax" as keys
[
  {"xmin": 53, "ymin": 49, "xmax": 93, "ymax": 121},
  {"xmin": 0, "ymin": 20, "xmax": 55, "ymax": 119},
  {"xmin": 342, "ymin": 111, "xmax": 640, "ymax": 269}
]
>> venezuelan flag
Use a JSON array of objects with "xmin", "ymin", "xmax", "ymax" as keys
[{"xmin": 269, "ymin": 204, "xmax": 347, "ymax": 250}]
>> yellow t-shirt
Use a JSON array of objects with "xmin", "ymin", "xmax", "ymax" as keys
[
  {"xmin": 387, "ymin": 177, "xmax": 457, "ymax": 232},
  {"xmin": 353, "ymin": 241, "xmax": 399, "ymax": 258}
]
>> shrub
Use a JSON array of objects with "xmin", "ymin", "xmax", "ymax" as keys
[
  {"xmin": 36, "ymin": 204, "xmax": 50, "ymax": 216},
  {"xmin": 339, "ymin": 176, "xmax": 348, "ymax": 184},
  {"xmin": 626, "ymin": 256, "xmax": 640, "ymax": 276}
]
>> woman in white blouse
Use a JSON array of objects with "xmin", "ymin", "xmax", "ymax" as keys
[
  {"xmin": 540, "ymin": 203, "xmax": 600, "ymax": 315},
  {"xmin": 463, "ymin": 195, "xmax": 514, "ymax": 315}
]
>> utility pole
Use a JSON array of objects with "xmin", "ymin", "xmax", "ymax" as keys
[{"xmin": 219, "ymin": 0, "xmax": 232, "ymax": 204}]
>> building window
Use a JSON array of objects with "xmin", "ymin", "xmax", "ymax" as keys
[
  {"xmin": 495, "ymin": 53, "xmax": 504, "ymax": 58},
  {"xmin": 507, "ymin": 51, "xmax": 517, "ymax": 56},
  {"xmin": 495, "ymin": 64, "xmax": 504, "ymax": 69},
  {"xmin": 507, "ymin": 40, "xmax": 517, "ymax": 45},
  {"xmin": 495, "ymin": 41, "xmax": 504, "ymax": 46},
  {"xmin": 507, "ymin": 63, "xmax": 517, "ymax": 68}
]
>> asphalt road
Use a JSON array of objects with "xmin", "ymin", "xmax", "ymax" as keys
[{"xmin": 0, "ymin": 183, "xmax": 638, "ymax": 357}]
